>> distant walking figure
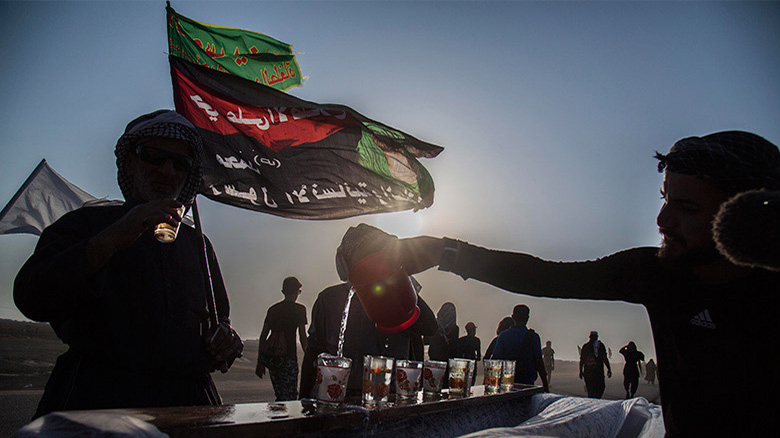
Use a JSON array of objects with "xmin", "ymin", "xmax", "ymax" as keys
[
  {"xmin": 492, "ymin": 305, "xmax": 549, "ymax": 392},
  {"xmin": 456, "ymin": 321, "xmax": 481, "ymax": 384},
  {"xmin": 645, "ymin": 358, "xmax": 657, "ymax": 385},
  {"xmin": 579, "ymin": 331, "xmax": 611, "ymax": 399},
  {"xmin": 256, "ymin": 277, "xmax": 308, "ymax": 401},
  {"xmin": 619, "ymin": 341, "xmax": 645, "ymax": 398},
  {"xmin": 541, "ymin": 341, "xmax": 555, "ymax": 384}
]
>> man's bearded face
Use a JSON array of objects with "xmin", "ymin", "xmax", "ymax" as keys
[
  {"xmin": 656, "ymin": 172, "xmax": 729, "ymax": 268},
  {"xmin": 125, "ymin": 137, "xmax": 193, "ymax": 203}
]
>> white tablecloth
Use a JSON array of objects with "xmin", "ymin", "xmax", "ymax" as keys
[{"xmin": 460, "ymin": 393, "xmax": 665, "ymax": 438}]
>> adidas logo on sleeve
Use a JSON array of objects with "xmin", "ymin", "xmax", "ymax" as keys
[{"xmin": 690, "ymin": 309, "xmax": 716, "ymax": 329}]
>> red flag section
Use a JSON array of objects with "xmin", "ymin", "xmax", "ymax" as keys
[{"xmin": 173, "ymin": 67, "xmax": 354, "ymax": 152}]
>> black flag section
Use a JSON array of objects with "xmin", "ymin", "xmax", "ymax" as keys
[{"xmin": 171, "ymin": 56, "xmax": 443, "ymax": 220}]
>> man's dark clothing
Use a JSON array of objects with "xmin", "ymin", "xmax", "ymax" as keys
[
  {"xmin": 14, "ymin": 204, "xmax": 230, "ymax": 417},
  {"xmin": 439, "ymin": 243, "xmax": 780, "ymax": 437},
  {"xmin": 263, "ymin": 355, "xmax": 299, "ymax": 401},
  {"xmin": 580, "ymin": 339, "xmax": 609, "ymax": 399},
  {"xmin": 492, "ymin": 326, "xmax": 542, "ymax": 385},
  {"xmin": 261, "ymin": 300, "xmax": 306, "ymax": 400},
  {"xmin": 263, "ymin": 301, "xmax": 307, "ymax": 361},
  {"xmin": 300, "ymin": 283, "xmax": 437, "ymax": 398},
  {"xmin": 455, "ymin": 335, "xmax": 481, "ymax": 360},
  {"xmin": 425, "ymin": 331, "xmax": 450, "ymax": 361},
  {"xmin": 484, "ymin": 336, "xmax": 499, "ymax": 359},
  {"xmin": 456, "ymin": 334, "xmax": 481, "ymax": 384}
]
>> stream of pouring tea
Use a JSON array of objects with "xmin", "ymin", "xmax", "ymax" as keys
[{"xmin": 336, "ymin": 287, "xmax": 355, "ymax": 357}]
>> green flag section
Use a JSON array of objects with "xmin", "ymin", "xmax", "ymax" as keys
[{"xmin": 167, "ymin": 5, "xmax": 303, "ymax": 91}]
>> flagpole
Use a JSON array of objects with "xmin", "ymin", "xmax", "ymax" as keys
[
  {"xmin": 191, "ymin": 197, "xmax": 226, "ymax": 403},
  {"xmin": 191, "ymin": 197, "xmax": 219, "ymax": 331}
]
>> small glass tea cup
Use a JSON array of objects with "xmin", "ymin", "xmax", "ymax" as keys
[
  {"xmin": 422, "ymin": 360, "xmax": 447, "ymax": 396},
  {"xmin": 395, "ymin": 359, "xmax": 423, "ymax": 400},
  {"xmin": 154, "ymin": 205, "xmax": 185, "ymax": 243},
  {"xmin": 363, "ymin": 355, "xmax": 394, "ymax": 406},
  {"xmin": 316, "ymin": 354, "xmax": 352, "ymax": 407},
  {"xmin": 483, "ymin": 359, "xmax": 502, "ymax": 394},
  {"xmin": 499, "ymin": 359, "xmax": 516, "ymax": 393},
  {"xmin": 448, "ymin": 358, "xmax": 470, "ymax": 398}
]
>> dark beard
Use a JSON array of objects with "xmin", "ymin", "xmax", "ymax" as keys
[{"xmin": 656, "ymin": 242, "xmax": 722, "ymax": 271}]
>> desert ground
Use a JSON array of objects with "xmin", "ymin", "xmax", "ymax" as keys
[{"xmin": 1, "ymin": 319, "xmax": 660, "ymax": 437}]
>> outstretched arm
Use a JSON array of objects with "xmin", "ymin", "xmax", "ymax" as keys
[{"xmin": 340, "ymin": 225, "xmax": 652, "ymax": 304}]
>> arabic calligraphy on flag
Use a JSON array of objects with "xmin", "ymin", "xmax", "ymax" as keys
[
  {"xmin": 167, "ymin": 6, "xmax": 303, "ymax": 91},
  {"xmin": 170, "ymin": 56, "xmax": 443, "ymax": 220}
]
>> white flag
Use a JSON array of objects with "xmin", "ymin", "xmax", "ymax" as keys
[{"xmin": 0, "ymin": 159, "xmax": 96, "ymax": 236}]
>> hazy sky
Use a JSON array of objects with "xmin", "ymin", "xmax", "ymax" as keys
[{"xmin": 2, "ymin": 1, "xmax": 779, "ymax": 361}]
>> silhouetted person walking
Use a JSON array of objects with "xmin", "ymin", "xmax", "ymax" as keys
[
  {"xmin": 541, "ymin": 341, "xmax": 555, "ymax": 384},
  {"xmin": 619, "ymin": 341, "xmax": 645, "ymax": 398},
  {"xmin": 456, "ymin": 321, "xmax": 481, "ymax": 384},
  {"xmin": 492, "ymin": 305, "xmax": 549, "ymax": 392},
  {"xmin": 580, "ymin": 331, "xmax": 611, "ymax": 398},
  {"xmin": 645, "ymin": 358, "xmax": 657, "ymax": 385},
  {"xmin": 256, "ymin": 277, "xmax": 308, "ymax": 401}
]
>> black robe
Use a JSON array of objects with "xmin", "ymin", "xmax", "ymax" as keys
[
  {"xmin": 14, "ymin": 203, "xmax": 230, "ymax": 417},
  {"xmin": 440, "ymin": 242, "xmax": 780, "ymax": 437}
]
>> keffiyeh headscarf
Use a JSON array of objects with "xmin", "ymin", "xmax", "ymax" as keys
[
  {"xmin": 655, "ymin": 131, "xmax": 780, "ymax": 195},
  {"xmin": 114, "ymin": 110, "xmax": 204, "ymax": 207}
]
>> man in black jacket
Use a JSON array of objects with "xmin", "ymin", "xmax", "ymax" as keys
[
  {"xmin": 14, "ymin": 110, "xmax": 243, "ymax": 418},
  {"xmin": 342, "ymin": 131, "xmax": 780, "ymax": 437}
]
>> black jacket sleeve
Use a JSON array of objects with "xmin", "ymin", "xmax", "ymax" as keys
[
  {"xmin": 440, "ymin": 242, "xmax": 658, "ymax": 304},
  {"xmin": 14, "ymin": 209, "xmax": 103, "ymax": 324}
]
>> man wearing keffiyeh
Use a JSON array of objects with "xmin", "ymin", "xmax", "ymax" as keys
[
  {"xmin": 655, "ymin": 131, "xmax": 780, "ymax": 271},
  {"xmin": 15, "ymin": 110, "xmax": 243, "ymax": 418},
  {"xmin": 340, "ymin": 130, "xmax": 780, "ymax": 437}
]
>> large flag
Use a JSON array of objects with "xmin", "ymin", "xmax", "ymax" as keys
[
  {"xmin": 170, "ymin": 56, "xmax": 443, "ymax": 220},
  {"xmin": 167, "ymin": 6, "xmax": 303, "ymax": 91},
  {"xmin": 0, "ymin": 160, "xmax": 96, "ymax": 236}
]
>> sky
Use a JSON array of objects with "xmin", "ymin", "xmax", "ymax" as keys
[{"xmin": 1, "ymin": 1, "xmax": 779, "ymax": 361}]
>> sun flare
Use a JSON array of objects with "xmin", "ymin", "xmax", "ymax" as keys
[{"xmin": 372, "ymin": 211, "xmax": 425, "ymax": 238}]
